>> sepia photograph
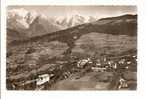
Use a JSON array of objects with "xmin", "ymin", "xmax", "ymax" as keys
[{"xmin": 6, "ymin": 6, "xmax": 137, "ymax": 90}]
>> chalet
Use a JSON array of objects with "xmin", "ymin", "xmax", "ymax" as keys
[
  {"xmin": 77, "ymin": 58, "xmax": 92, "ymax": 68},
  {"xmin": 36, "ymin": 74, "xmax": 54, "ymax": 86}
]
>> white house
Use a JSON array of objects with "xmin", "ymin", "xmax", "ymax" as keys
[
  {"xmin": 36, "ymin": 74, "xmax": 53, "ymax": 86},
  {"xmin": 91, "ymin": 67, "xmax": 106, "ymax": 72},
  {"xmin": 77, "ymin": 58, "xmax": 91, "ymax": 68}
]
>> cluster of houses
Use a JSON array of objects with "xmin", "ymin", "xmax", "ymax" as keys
[
  {"xmin": 76, "ymin": 55, "xmax": 137, "ymax": 72},
  {"xmin": 8, "ymin": 54, "xmax": 137, "ymax": 90}
]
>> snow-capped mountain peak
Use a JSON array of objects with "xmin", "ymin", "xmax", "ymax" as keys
[
  {"xmin": 7, "ymin": 8, "xmax": 63, "ymax": 38},
  {"xmin": 7, "ymin": 7, "xmax": 98, "ymax": 30},
  {"xmin": 7, "ymin": 8, "xmax": 98, "ymax": 39},
  {"xmin": 7, "ymin": 8, "xmax": 38, "ymax": 29},
  {"xmin": 55, "ymin": 14, "xmax": 97, "ymax": 28}
]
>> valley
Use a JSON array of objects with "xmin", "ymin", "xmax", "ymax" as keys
[{"xmin": 6, "ymin": 14, "xmax": 137, "ymax": 90}]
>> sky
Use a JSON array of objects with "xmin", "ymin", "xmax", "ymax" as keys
[{"xmin": 7, "ymin": 6, "xmax": 137, "ymax": 19}]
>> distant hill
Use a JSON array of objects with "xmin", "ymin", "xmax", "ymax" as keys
[
  {"xmin": 7, "ymin": 28, "xmax": 27, "ymax": 44},
  {"xmin": 99, "ymin": 14, "xmax": 137, "ymax": 21}
]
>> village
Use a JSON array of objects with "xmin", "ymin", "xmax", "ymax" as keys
[{"xmin": 7, "ymin": 52, "xmax": 137, "ymax": 90}]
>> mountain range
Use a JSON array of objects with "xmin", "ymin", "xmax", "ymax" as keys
[
  {"xmin": 7, "ymin": 8, "xmax": 97, "ymax": 42},
  {"xmin": 7, "ymin": 8, "xmax": 137, "ymax": 44}
]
